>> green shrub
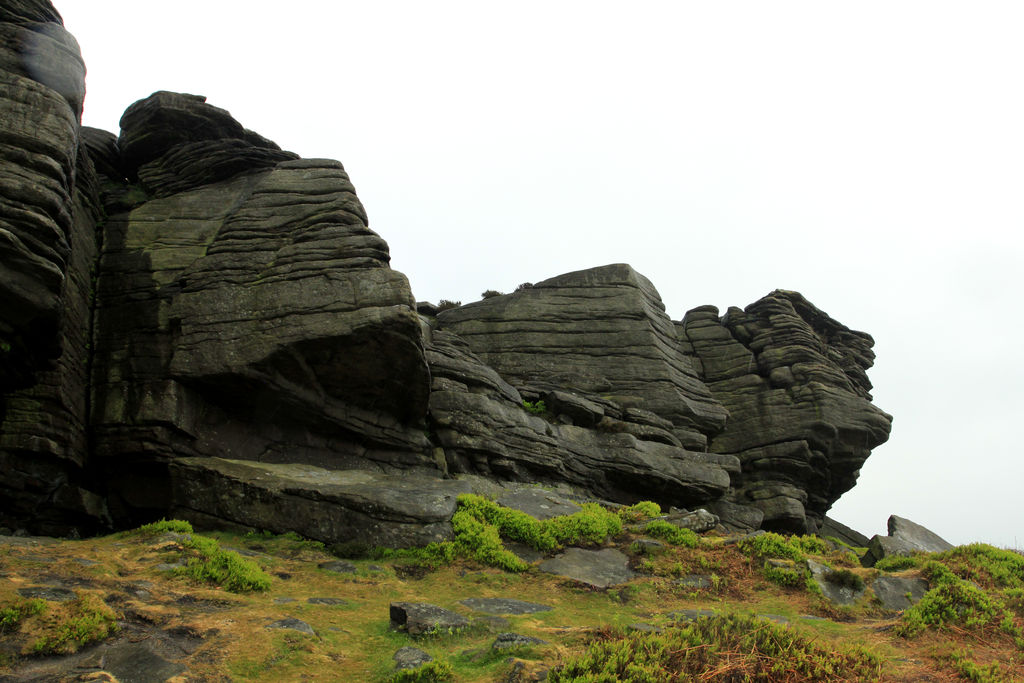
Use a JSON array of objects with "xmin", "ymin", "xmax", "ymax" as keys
[
  {"xmin": 436, "ymin": 300, "xmax": 461, "ymax": 311},
  {"xmin": 792, "ymin": 535, "xmax": 830, "ymax": 556},
  {"xmin": 738, "ymin": 532, "xmax": 806, "ymax": 562},
  {"xmin": 176, "ymin": 534, "xmax": 272, "ymax": 592},
  {"xmin": 480, "ymin": 289, "xmax": 504, "ymax": 299},
  {"xmin": 389, "ymin": 660, "xmax": 455, "ymax": 682},
  {"xmin": 522, "ymin": 400, "xmax": 547, "ymax": 415},
  {"xmin": 762, "ymin": 561, "xmax": 808, "ymax": 588},
  {"xmin": 30, "ymin": 595, "xmax": 118, "ymax": 655},
  {"xmin": 451, "ymin": 506, "xmax": 529, "ymax": 572},
  {"xmin": 945, "ymin": 649, "xmax": 1007, "ymax": 683},
  {"xmin": 643, "ymin": 520, "xmax": 698, "ymax": 548},
  {"xmin": 617, "ymin": 501, "xmax": 661, "ymax": 522},
  {"xmin": 874, "ymin": 555, "xmax": 921, "ymax": 572},
  {"xmin": 895, "ymin": 576, "xmax": 1015, "ymax": 638},
  {"xmin": 447, "ymin": 494, "xmax": 624, "ymax": 572},
  {"xmin": 0, "ymin": 598, "xmax": 45, "ymax": 634},
  {"xmin": 826, "ymin": 568, "xmax": 866, "ymax": 592},
  {"xmin": 136, "ymin": 519, "xmax": 194, "ymax": 536},
  {"xmin": 544, "ymin": 503, "xmax": 623, "ymax": 546},
  {"xmin": 936, "ymin": 543, "xmax": 1024, "ymax": 589},
  {"xmin": 548, "ymin": 612, "xmax": 881, "ymax": 682}
]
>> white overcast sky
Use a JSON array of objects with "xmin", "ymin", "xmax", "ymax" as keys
[{"xmin": 59, "ymin": 2, "xmax": 1024, "ymax": 548}]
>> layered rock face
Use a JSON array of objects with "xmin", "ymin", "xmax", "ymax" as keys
[
  {"xmin": 0, "ymin": 0, "xmax": 891, "ymax": 541},
  {"xmin": 425, "ymin": 328, "xmax": 737, "ymax": 508},
  {"xmin": 680, "ymin": 292, "xmax": 893, "ymax": 532},
  {"xmin": 0, "ymin": 2, "xmax": 107, "ymax": 534},
  {"xmin": 87, "ymin": 91, "xmax": 434, "ymax": 526},
  {"xmin": 435, "ymin": 265, "xmax": 728, "ymax": 451}
]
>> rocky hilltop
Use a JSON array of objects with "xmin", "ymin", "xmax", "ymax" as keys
[{"xmin": 0, "ymin": 1, "xmax": 891, "ymax": 543}]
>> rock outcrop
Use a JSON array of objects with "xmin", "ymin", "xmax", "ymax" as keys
[
  {"xmin": 436, "ymin": 265, "xmax": 728, "ymax": 451},
  {"xmin": 0, "ymin": 2, "xmax": 107, "ymax": 535},
  {"xmin": 0, "ymin": 0, "xmax": 892, "ymax": 542},
  {"xmin": 680, "ymin": 293, "xmax": 892, "ymax": 532}
]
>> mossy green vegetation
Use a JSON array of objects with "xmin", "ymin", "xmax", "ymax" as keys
[
  {"xmin": 895, "ymin": 560, "xmax": 1023, "ymax": 644},
  {"xmin": 548, "ymin": 612, "xmax": 882, "ymax": 682},
  {"xmin": 389, "ymin": 660, "xmax": 455, "ymax": 682},
  {"xmin": 177, "ymin": 534, "xmax": 273, "ymax": 592},
  {"xmin": 136, "ymin": 518, "xmax": 194, "ymax": 536},
  {"xmin": 643, "ymin": 519, "xmax": 698, "ymax": 547},
  {"xmin": 616, "ymin": 500, "xmax": 661, "ymax": 522},
  {"xmin": 0, "ymin": 598, "xmax": 44, "ymax": 634},
  {"xmin": 27, "ymin": 595, "xmax": 118, "ymax": 655},
  {"xmin": 874, "ymin": 554, "xmax": 921, "ymax": 572},
  {"xmin": 133, "ymin": 519, "xmax": 272, "ymax": 592}
]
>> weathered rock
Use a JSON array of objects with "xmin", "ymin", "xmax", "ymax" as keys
[
  {"xmin": 706, "ymin": 499, "xmax": 764, "ymax": 534},
  {"xmin": 861, "ymin": 515, "xmax": 953, "ymax": 567},
  {"xmin": 0, "ymin": 2, "xmax": 107, "ymax": 535},
  {"xmin": 495, "ymin": 488, "xmax": 581, "ymax": 521},
  {"xmin": 887, "ymin": 515, "xmax": 953, "ymax": 553},
  {"xmin": 167, "ymin": 458, "xmax": 472, "ymax": 548},
  {"xmin": 820, "ymin": 516, "xmax": 870, "ymax": 548},
  {"xmin": 437, "ymin": 264, "xmax": 728, "ymax": 450},
  {"xmin": 98, "ymin": 641, "xmax": 186, "ymax": 683},
  {"xmin": 663, "ymin": 509, "xmax": 719, "ymax": 533},
  {"xmin": 318, "ymin": 560, "xmax": 357, "ymax": 574},
  {"xmin": 538, "ymin": 548, "xmax": 636, "ymax": 588},
  {"xmin": 86, "ymin": 92, "xmax": 437, "ymax": 527},
  {"xmin": 427, "ymin": 329, "xmax": 737, "ymax": 509},
  {"xmin": 390, "ymin": 602, "xmax": 470, "ymax": 636},
  {"xmin": 871, "ymin": 575, "xmax": 929, "ymax": 612},
  {"xmin": 492, "ymin": 633, "xmax": 548, "ymax": 649},
  {"xmin": 266, "ymin": 618, "xmax": 316, "ymax": 635},
  {"xmin": 393, "ymin": 646, "xmax": 433, "ymax": 671},
  {"xmin": 806, "ymin": 559, "xmax": 866, "ymax": 606},
  {"xmin": 680, "ymin": 293, "xmax": 893, "ymax": 532},
  {"xmin": 16, "ymin": 585, "xmax": 76, "ymax": 601},
  {"xmin": 459, "ymin": 598, "xmax": 552, "ymax": 615}
]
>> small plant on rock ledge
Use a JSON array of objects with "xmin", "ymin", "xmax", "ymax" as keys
[
  {"xmin": 480, "ymin": 289, "xmax": 504, "ymax": 299},
  {"xmin": 436, "ymin": 299, "xmax": 462, "ymax": 311},
  {"xmin": 522, "ymin": 400, "xmax": 547, "ymax": 415}
]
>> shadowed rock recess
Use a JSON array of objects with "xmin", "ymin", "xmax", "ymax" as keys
[{"xmin": 0, "ymin": 0, "xmax": 891, "ymax": 541}]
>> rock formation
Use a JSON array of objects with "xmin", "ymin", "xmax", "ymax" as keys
[
  {"xmin": 0, "ymin": 0, "xmax": 892, "ymax": 543},
  {"xmin": 680, "ymin": 295, "xmax": 892, "ymax": 532}
]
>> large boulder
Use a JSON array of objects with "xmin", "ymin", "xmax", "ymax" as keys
[
  {"xmin": 861, "ymin": 515, "xmax": 954, "ymax": 567},
  {"xmin": 680, "ymin": 292, "xmax": 893, "ymax": 532}
]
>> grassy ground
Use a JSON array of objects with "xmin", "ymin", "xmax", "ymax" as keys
[{"xmin": 1, "ymin": 519, "xmax": 1022, "ymax": 681}]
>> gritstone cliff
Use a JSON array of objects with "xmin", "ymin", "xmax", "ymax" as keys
[{"xmin": 0, "ymin": 0, "xmax": 892, "ymax": 543}]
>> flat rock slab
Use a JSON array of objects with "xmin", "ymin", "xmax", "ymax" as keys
[
  {"xmin": 307, "ymin": 597, "xmax": 347, "ymax": 605},
  {"xmin": 266, "ymin": 618, "xmax": 316, "ymax": 635},
  {"xmin": 872, "ymin": 576, "xmax": 930, "ymax": 612},
  {"xmin": 393, "ymin": 646, "xmax": 433, "ymax": 671},
  {"xmin": 667, "ymin": 608, "xmax": 717, "ymax": 622},
  {"xmin": 318, "ymin": 560, "xmax": 357, "ymax": 573},
  {"xmin": 169, "ymin": 458, "xmax": 475, "ymax": 548},
  {"xmin": 459, "ymin": 598, "xmax": 552, "ymax": 615},
  {"xmin": 492, "ymin": 632, "xmax": 548, "ymax": 649},
  {"xmin": 17, "ymin": 586, "xmax": 77, "ymax": 602},
  {"xmin": 496, "ymin": 489, "xmax": 581, "ymax": 520},
  {"xmin": 675, "ymin": 574, "xmax": 712, "ymax": 590},
  {"xmin": 100, "ymin": 641, "xmax": 186, "ymax": 683},
  {"xmin": 390, "ymin": 602, "xmax": 470, "ymax": 636},
  {"xmin": 538, "ymin": 548, "xmax": 636, "ymax": 588}
]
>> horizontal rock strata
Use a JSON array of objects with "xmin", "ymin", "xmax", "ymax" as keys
[{"xmin": 680, "ymin": 292, "xmax": 892, "ymax": 532}]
